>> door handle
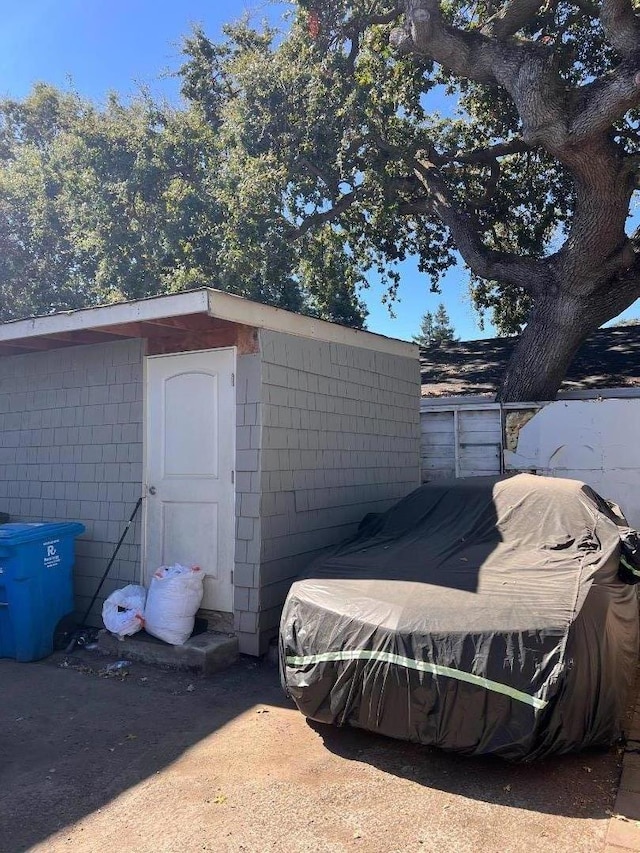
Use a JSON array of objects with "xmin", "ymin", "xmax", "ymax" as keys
[{"xmin": 148, "ymin": 485, "xmax": 157, "ymax": 496}]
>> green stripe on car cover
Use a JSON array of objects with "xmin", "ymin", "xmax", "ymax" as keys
[
  {"xmin": 621, "ymin": 554, "xmax": 640, "ymax": 577},
  {"xmin": 286, "ymin": 650, "xmax": 548, "ymax": 710}
]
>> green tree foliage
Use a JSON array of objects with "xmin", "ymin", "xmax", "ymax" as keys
[
  {"xmin": 176, "ymin": 3, "xmax": 639, "ymax": 400},
  {"xmin": 413, "ymin": 302, "xmax": 457, "ymax": 345},
  {"xmin": 0, "ymin": 79, "xmax": 367, "ymax": 325},
  {"xmin": 3, "ymin": 0, "xmax": 640, "ymax": 401}
]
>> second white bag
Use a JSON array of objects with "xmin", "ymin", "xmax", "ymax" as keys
[{"xmin": 144, "ymin": 564, "xmax": 204, "ymax": 645}]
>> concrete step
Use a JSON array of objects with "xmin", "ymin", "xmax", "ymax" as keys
[{"xmin": 97, "ymin": 628, "xmax": 239, "ymax": 675}]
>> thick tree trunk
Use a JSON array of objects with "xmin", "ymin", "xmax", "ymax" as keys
[
  {"xmin": 496, "ymin": 294, "xmax": 593, "ymax": 402},
  {"xmin": 392, "ymin": 2, "xmax": 640, "ymax": 403},
  {"xmin": 497, "ymin": 254, "xmax": 640, "ymax": 402}
]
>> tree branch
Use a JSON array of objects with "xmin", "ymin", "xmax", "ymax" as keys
[
  {"xmin": 624, "ymin": 152, "xmax": 640, "ymax": 181},
  {"xmin": 298, "ymin": 157, "xmax": 339, "ymax": 199},
  {"xmin": 345, "ymin": 31, "xmax": 361, "ymax": 70},
  {"xmin": 337, "ymin": 5, "xmax": 402, "ymax": 59},
  {"xmin": 432, "ymin": 139, "xmax": 529, "ymax": 208},
  {"xmin": 586, "ymin": 249, "xmax": 640, "ymax": 325},
  {"xmin": 290, "ymin": 187, "xmax": 364, "ymax": 239},
  {"xmin": 569, "ymin": 63, "xmax": 640, "ymax": 141},
  {"xmin": 386, "ymin": 0, "xmax": 640, "ymax": 186},
  {"xmin": 601, "ymin": 0, "xmax": 640, "ymax": 58},
  {"xmin": 615, "ymin": 123, "xmax": 640, "ymax": 144},
  {"xmin": 390, "ymin": 0, "xmax": 570, "ymax": 151},
  {"xmin": 390, "ymin": 0, "xmax": 505, "ymax": 84},
  {"xmin": 388, "ymin": 1, "xmax": 637, "ymax": 164},
  {"xmin": 437, "ymin": 139, "xmax": 530, "ymax": 165},
  {"xmin": 479, "ymin": 0, "xmax": 548, "ymax": 39},
  {"xmin": 408, "ymin": 153, "xmax": 547, "ymax": 292},
  {"xmin": 469, "ymin": 158, "xmax": 502, "ymax": 207}
]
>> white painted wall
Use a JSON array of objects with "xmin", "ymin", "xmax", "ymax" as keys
[{"xmin": 504, "ymin": 398, "xmax": 640, "ymax": 527}]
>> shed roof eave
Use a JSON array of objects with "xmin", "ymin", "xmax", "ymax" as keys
[
  {"xmin": 0, "ymin": 290, "xmax": 211, "ymax": 343},
  {"xmin": 205, "ymin": 290, "xmax": 417, "ymax": 358},
  {"xmin": 0, "ymin": 288, "xmax": 418, "ymax": 360}
]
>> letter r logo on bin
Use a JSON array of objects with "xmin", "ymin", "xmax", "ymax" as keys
[{"xmin": 47, "ymin": 545, "xmax": 56, "ymax": 557}]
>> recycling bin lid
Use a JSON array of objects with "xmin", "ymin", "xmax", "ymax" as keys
[{"xmin": 0, "ymin": 522, "xmax": 85, "ymax": 545}]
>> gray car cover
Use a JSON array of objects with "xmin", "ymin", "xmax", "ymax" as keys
[{"xmin": 280, "ymin": 474, "xmax": 639, "ymax": 760}]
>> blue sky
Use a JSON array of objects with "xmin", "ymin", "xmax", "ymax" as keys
[{"xmin": 1, "ymin": 1, "xmax": 637, "ymax": 341}]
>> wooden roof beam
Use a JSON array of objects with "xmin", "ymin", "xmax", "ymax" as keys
[
  {"xmin": 93, "ymin": 318, "xmax": 232, "ymax": 338},
  {"xmin": 141, "ymin": 314, "xmax": 230, "ymax": 332},
  {"xmin": 0, "ymin": 337, "xmax": 70, "ymax": 352},
  {"xmin": 42, "ymin": 330, "xmax": 133, "ymax": 345}
]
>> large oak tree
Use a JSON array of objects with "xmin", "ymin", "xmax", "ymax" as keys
[
  {"xmin": 385, "ymin": 0, "xmax": 640, "ymax": 400},
  {"xmin": 187, "ymin": 0, "xmax": 640, "ymax": 400},
  {"xmin": 3, "ymin": 4, "xmax": 639, "ymax": 402}
]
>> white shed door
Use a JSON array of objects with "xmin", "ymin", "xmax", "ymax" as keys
[{"xmin": 145, "ymin": 348, "xmax": 236, "ymax": 613}]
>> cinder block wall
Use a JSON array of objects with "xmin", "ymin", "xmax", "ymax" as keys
[
  {"xmin": 0, "ymin": 339, "xmax": 144, "ymax": 623},
  {"xmin": 254, "ymin": 329, "xmax": 421, "ymax": 654}
]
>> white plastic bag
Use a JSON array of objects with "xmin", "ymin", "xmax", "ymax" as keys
[
  {"xmin": 102, "ymin": 584, "xmax": 147, "ymax": 639},
  {"xmin": 144, "ymin": 564, "xmax": 204, "ymax": 645}
]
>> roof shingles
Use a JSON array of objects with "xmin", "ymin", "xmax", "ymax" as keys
[{"xmin": 420, "ymin": 325, "xmax": 640, "ymax": 397}]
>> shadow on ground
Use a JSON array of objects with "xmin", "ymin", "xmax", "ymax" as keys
[
  {"xmin": 305, "ymin": 660, "xmax": 640, "ymax": 824},
  {"xmin": 0, "ymin": 651, "xmax": 289, "ymax": 852},
  {"xmin": 308, "ymin": 719, "xmax": 621, "ymax": 822},
  {"xmin": 0, "ymin": 649, "xmax": 624, "ymax": 853}
]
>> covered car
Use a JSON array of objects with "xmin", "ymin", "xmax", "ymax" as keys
[{"xmin": 280, "ymin": 474, "xmax": 640, "ymax": 760}]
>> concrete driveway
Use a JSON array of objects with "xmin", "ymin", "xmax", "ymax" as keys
[{"xmin": 0, "ymin": 649, "xmax": 624, "ymax": 853}]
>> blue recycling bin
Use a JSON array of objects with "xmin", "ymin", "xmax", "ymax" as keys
[{"xmin": 0, "ymin": 522, "xmax": 85, "ymax": 662}]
